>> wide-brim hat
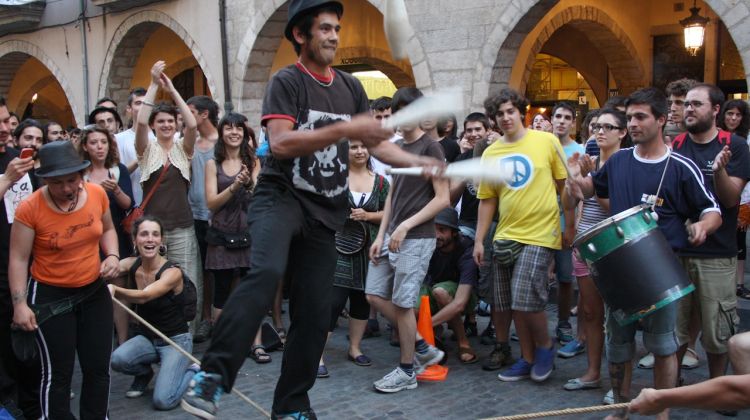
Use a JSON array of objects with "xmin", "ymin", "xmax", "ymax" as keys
[
  {"xmin": 435, "ymin": 207, "xmax": 459, "ymax": 230},
  {"xmin": 35, "ymin": 141, "xmax": 90, "ymax": 178},
  {"xmin": 285, "ymin": 0, "xmax": 343, "ymax": 41}
]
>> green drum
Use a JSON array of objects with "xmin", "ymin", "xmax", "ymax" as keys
[{"xmin": 573, "ymin": 205, "xmax": 694, "ymax": 326}]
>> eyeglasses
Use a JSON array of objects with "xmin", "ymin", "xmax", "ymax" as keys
[
  {"xmin": 684, "ymin": 100, "xmax": 705, "ymax": 109},
  {"xmin": 591, "ymin": 123, "xmax": 622, "ymax": 132}
]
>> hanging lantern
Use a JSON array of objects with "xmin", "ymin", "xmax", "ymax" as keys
[{"xmin": 680, "ymin": 0, "xmax": 709, "ymax": 56}]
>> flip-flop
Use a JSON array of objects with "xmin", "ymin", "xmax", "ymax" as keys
[
  {"xmin": 249, "ymin": 345, "xmax": 272, "ymax": 364},
  {"xmin": 458, "ymin": 346, "xmax": 478, "ymax": 364}
]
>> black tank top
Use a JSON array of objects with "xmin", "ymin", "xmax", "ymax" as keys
[{"xmin": 128, "ymin": 258, "xmax": 189, "ymax": 339}]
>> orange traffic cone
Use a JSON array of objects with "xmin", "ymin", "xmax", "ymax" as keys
[{"xmin": 416, "ymin": 295, "xmax": 448, "ymax": 381}]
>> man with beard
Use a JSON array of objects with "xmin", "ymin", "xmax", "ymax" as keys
[
  {"xmin": 565, "ymin": 88, "xmax": 722, "ymax": 420},
  {"xmin": 418, "ymin": 208, "xmax": 479, "ymax": 364},
  {"xmin": 671, "ymin": 83, "xmax": 749, "ymax": 388},
  {"xmin": 0, "ymin": 97, "xmax": 38, "ymax": 419},
  {"xmin": 181, "ymin": 1, "xmax": 437, "ymax": 418}
]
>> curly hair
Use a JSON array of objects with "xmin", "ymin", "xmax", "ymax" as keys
[
  {"xmin": 79, "ymin": 126, "xmax": 120, "ymax": 168},
  {"xmin": 484, "ymin": 88, "xmax": 529, "ymax": 120}
]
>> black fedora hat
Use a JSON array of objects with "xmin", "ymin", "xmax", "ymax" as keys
[
  {"xmin": 435, "ymin": 207, "xmax": 459, "ymax": 230},
  {"xmin": 285, "ymin": 0, "xmax": 343, "ymax": 42},
  {"xmin": 35, "ymin": 141, "xmax": 90, "ymax": 178}
]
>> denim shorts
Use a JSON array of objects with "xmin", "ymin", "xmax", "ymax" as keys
[{"xmin": 605, "ymin": 302, "xmax": 679, "ymax": 363}]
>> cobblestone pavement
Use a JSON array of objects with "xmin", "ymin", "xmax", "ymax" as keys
[{"xmin": 70, "ymin": 296, "xmax": 750, "ymax": 420}]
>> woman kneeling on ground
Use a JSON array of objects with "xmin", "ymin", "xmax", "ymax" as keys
[{"xmin": 109, "ymin": 215, "xmax": 198, "ymax": 410}]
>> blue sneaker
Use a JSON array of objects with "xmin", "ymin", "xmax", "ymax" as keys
[
  {"xmin": 271, "ymin": 409, "xmax": 317, "ymax": 420},
  {"xmin": 531, "ymin": 345, "xmax": 555, "ymax": 382},
  {"xmin": 557, "ymin": 339, "xmax": 585, "ymax": 358},
  {"xmin": 497, "ymin": 358, "xmax": 532, "ymax": 382},
  {"xmin": 181, "ymin": 371, "xmax": 224, "ymax": 419}
]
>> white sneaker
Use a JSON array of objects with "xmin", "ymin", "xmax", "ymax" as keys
[
  {"xmin": 637, "ymin": 352, "xmax": 654, "ymax": 369},
  {"xmin": 373, "ymin": 367, "xmax": 417, "ymax": 393},
  {"xmin": 602, "ymin": 389, "xmax": 614, "ymax": 405},
  {"xmin": 414, "ymin": 344, "xmax": 444, "ymax": 368}
]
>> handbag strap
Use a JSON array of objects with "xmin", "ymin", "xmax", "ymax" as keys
[{"xmin": 140, "ymin": 161, "xmax": 170, "ymax": 210}]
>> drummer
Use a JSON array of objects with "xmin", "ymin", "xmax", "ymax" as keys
[{"xmin": 565, "ymin": 87, "xmax": 721, "ymax": 420}]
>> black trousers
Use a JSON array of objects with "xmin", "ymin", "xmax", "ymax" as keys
[
  {"xmin": 30, "ymin": 279, "xmax": 113, "ymax": 420},
  {"xmin": 202, "ymin": 181, "xmax": 336, "ymax": 413},
  {"xmin": 0, "ymin": 282, "xmax": 40, "ymax": 419},
  {"xmin": 329, "ymin": 286, "xmax": 370, "ymax": 331}
]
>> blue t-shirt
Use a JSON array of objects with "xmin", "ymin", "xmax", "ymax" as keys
[
  {"xmin": 585, "ymin": 137, "xmax": 599, "ymax": 157},
  {"xmin": 592, "ymin": 147, "xmax": 720, "ymax": 251},
  {"xmin": 559, "ymin": 141, "xmax": 585, "ymax": 232},
  {"xmin": 673, "ymin": 132, "xmax": 750, "ymax": 257}
]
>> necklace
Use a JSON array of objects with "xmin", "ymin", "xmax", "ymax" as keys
[
  {"xmin": 51, "ymin": 186, "xmax": 81, "ymax": 213},
  {"xmin": 297, "ymin": 60, "xmax": 334, "ymax": 87}
]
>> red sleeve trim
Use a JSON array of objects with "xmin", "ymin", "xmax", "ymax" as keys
[{"xmin": 261, "ymin": 114, "xmax": 297, "ymax": 126}]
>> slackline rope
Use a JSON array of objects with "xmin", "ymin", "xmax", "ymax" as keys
[
  {"xmin": 479, "ymin": 402, "xmax": 631, "ymax": 420},
  {"xmin": 112, "ymin": 297, "xmax": 271, "ymax": 418}
]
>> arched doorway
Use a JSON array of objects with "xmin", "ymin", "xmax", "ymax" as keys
[
  {"xmin": 0, "ymin": 44, "xmax": 78, "ymax": 126},
  {"xmin": 98, "ymin": 11, "xmax": 218, "ymax": 122},
  {"xmin": 235, "ymin": 0, "xmax": 428, "ymax": 125},
  {"xmin": 484, "ymin": 0, "xmax": 748, "ymax": 106}
]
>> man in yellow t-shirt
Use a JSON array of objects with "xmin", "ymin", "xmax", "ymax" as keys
[{"xmin": 473, "ymin": 88, "xmax": 568, "ymax": 383}]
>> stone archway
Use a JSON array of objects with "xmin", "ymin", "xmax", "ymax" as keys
[
  {"xmin": 232, "ymin": 0, "xmax": 429, "ymax": 123},
  {"xmin": 488, "ymin": 4, "xmax": 645, "ymax": 103},
  {"xmin": 0, "ymin": 41, "xmax": 81, "ymax": 125},
  {"xmin": 97, "ymin": 10, "xmax": 220, "ymax": 113}
]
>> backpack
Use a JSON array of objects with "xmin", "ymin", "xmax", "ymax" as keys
[
  {"xmin": 128, "ymin": 257, "xmax": 198, "ymax": 323},
  {"xmin": 672, "ymin": 129, "xmax": 732, "ymax": 149}
]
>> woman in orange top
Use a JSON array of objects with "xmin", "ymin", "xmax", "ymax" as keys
[{"xmin": 9, "ymin": 141, "xmax": 120, "ymax": 419}]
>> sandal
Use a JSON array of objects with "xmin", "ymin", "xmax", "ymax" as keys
[
  {"xmin": 249, "ymin": 345, "xmax": 272, "ymax": 364},
  {"xmin": 737, "ymin": 285, "xmax": 750, "ymax": 299},
  {"xmin": 458, "ymin": 346, "xmax": 478, "ymax": 364}
]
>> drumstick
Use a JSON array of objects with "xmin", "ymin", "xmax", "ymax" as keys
[
  {"xmin": 383, "ymin": 0, "xmax": 411, "ymax": 60},
  {"xmin": 382, "ymin": 89, "xmax": 463, "ymax": 130},
  {"xmin": 386, "ymin": 157, "xmax": 514, "ymax": 184}
]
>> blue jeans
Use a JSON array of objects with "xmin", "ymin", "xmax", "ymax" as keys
[{"xmin": 111, "ymin": 333, "xmax": 194, "ymax": 410}]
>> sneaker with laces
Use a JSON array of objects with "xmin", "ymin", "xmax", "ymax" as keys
[
  {"xmin": 125, "ymin": 369, "xmax": 154, "ymax": 398},
  {"xmin": 530, "ymin": 345, "xmax": 555, "ymax": 382},
  {"xmin": 414, "ymin": 344, "xmax": 444, "ymax": 367},
  {"xmin": 479, "ymin": 323, "xmax": 496, "ymax": 345},
  {"xmin": 482, "ymin": 343, "xmax": 513, "ymax": 371},
  {"xmin": 555, "ymin": 321, "xmax": 574, "ymax": 344},
  {"xmin": 181, "ymin": 371, "xmax": 224, "ymax": 419},
  {"xmin": 271, "ymin": 409, "xmax": 318, "ymax": 420},
  {"xmin": 373, "ymin": 367, "xmax": 417, "ymax": 393},
  {"xmin": 557, "ymin": 339, "xmax": 585, "ymax": 358},
  {"xmin": 497, "ymin": 358, "xmax": 532, "ymax": 381}
]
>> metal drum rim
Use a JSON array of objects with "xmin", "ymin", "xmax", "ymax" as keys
[{"xmin": 573, "ymin": 204, "xmax": 651, "ymax": 247}]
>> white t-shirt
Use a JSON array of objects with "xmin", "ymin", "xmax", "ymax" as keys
[
  {"xmin": 370, "ymin": 134, "xmax": 402, "ymax": 182},
  {"xmin": 116, "ymin": 128, "xmax": 155, "ymax": 206}
]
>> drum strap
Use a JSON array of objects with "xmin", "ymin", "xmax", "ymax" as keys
[{"xmin": 651, "ymin": 149, "xmax": 672, "ymax": 212}]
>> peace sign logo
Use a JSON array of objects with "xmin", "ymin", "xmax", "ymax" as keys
[{"xmin": 499, "ymin": 154, "xmax": 533, "ymax": 190}]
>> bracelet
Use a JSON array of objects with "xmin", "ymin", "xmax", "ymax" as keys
[
  {"xmin": 142, "ymin": 100, "xmax": 155, "ymax": 107},
  {"xmin": 105, "ymin": 253, "xmax": 119, "ymax": 260}
]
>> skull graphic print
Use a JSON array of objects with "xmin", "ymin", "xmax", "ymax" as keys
[{"xmin": 292, "ymin": 109, "xmax": 350, "ymax": 198}]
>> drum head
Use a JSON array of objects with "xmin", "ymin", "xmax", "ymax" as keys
[{"xmin": 335, "ymin": 220, "xmax": 368, "ymax": 255}]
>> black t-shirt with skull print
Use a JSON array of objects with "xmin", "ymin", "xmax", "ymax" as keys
[{"xmin": 260, "ymin": 63, "xmax": 369, "ymax": 231}]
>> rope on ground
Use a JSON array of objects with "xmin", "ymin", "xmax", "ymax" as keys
[
  {"xmin": 478, "ymin": 402, "xmax": 630, "ymax": 420},
  {"xmin": 112, "ymin": 297, "xmax": 271, "ymax": 418}
]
